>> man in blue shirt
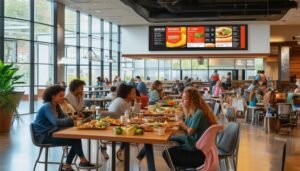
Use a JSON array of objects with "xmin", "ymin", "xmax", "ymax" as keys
[{"xmin": 135, "ymin": 76, "xmax": 148, "ymax": 95}]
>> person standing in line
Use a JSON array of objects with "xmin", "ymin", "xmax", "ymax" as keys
[{"xmin": 210, "ymin": 70, "xmax": 219, "ymax": 94}]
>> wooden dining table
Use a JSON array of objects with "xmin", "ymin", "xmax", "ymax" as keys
[{"xmin": 53, "ymin": 126, "xmax": 175, "ymax": 171}]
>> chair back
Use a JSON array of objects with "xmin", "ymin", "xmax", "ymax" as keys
[
  {"xmin": 213, "ymin": 103, "xmax": 220, "ymax": 116},
  {"xmin": 217, "ymin": 122, "xmax": 240, "ymax": 155},
  {"xmin": 225, "ymin": 106, "xmax": 235, "ymax": 120},
  {"xmin": 99, "ymin": 111, "xmax": 120, "ymax": 119},
  {"xmin": 278, "ymin": 104, "xmax": 291, "ymax": 116},
  {"xmin": 30, "ymin": 123, "xmax": 39, "ymax": 146},
  {"xmin": 195, "ymin": 124, "xmax": 223, "ymax": 171}
]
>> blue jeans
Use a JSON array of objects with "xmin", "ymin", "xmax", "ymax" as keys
[
  {"xmin": 44, "ymin": 136, "xmax": 84, "ymax": 164},
  {"xmin": 136, "ymin": 144, "xmax": 156, "ymax": 171}
]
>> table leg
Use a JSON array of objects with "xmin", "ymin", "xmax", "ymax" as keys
[
  {"xmin": 88, "ymin": 139, "xmax": 91, "ymax": 161},
  {"xmin": 124, "ymin": 142, "xmax": 130, "ymax": 171},
  {"xmin": 112, "ymin": 142, "xmax": 116, "ymax": 171}
]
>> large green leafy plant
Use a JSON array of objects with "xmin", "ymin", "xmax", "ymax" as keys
[{"xmin": 0, "ymin": 60, "xmax": 24, "ymax": 113}]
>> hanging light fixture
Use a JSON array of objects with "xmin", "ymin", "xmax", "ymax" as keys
[{"xmin": 83, "ymin": 48, "xmax": 100, "ymax": 61}]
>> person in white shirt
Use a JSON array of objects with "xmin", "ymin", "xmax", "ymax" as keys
[
  {"xmin": 247, "ymin": 80, "xmax": 259, "ymax": 92},
  {"xmin": 108, "ymin": 83, "xmax": 141, "ymax": 116},
  {"xmin": 100, "ymin": 84, "xmax": 141, "ymax": 161},
  {"xmin": 65, "ymin": 79, "xmax": 86, "ymax": 114},
  {"xmin": 106, "ymin": 86, "xmax": 117, "ymax": 99}
]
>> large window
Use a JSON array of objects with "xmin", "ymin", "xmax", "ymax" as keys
[
  {"xmin": 121, "ymin": 58, "xmax": 260, "ymax": 81},
  {"xmin": 63, "ymin": 8, "xmax": 120, "ymax": 86},
  {"xmin": 3, "ymin": 0, "xmax": 55, "ymax": 114}
]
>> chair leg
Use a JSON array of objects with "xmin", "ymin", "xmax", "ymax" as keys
[
  {"xmin": 58, "ymin": 147, "xmax": 66, "ymax": 171},
  {"xmin": 34, "ymin": 147, "xmax": 43, "ymax": 171},
  {"xmin": 232, "ymin": 156, "xmax": 237, "ymax": 171},
  {"xmin": 45, "ymin": 147, "xmax": 49, "ymax": 171},
  {"xmin": 96, "ymin": 140, "xmax": 100, "ymax": 171},
  {"xmin": 224, "ymin": 157, "xmax": 230, "ymax": 171}
]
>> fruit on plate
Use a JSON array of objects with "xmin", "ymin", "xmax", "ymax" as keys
[
  {"xmin": 79, "ymin": 119, "xmax": 108, "ymax": 129},
  {"xmin": 114, "ymin": 126, "xmax": 123, "ymax": 135},
  {"xmin": 126, "ymin": 126, "xmax": 136, "ymax": 135},
  {"xmin": 135, "ymin": 128, "xmax": 144, "ymax": 135}
]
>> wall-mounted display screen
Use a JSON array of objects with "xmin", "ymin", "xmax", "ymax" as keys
[{"xmin": 149, "ymin": 25, "xmax": 247, "ymax": 51}]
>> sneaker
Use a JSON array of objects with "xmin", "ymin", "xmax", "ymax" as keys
[
  {"xmin": 61, "ymin": 165, "xmax": 75, "ymax": 171},
  {"xmin": 116, "ymin": 149, "xmax": 124, "ymax": 161},
  {"xmin": 101, "ymin": 146, "xmax": 109, "ymax": 160},
  {"xmin": 78, "ymin": 161, "xmax": 96, "ymax": 168}
]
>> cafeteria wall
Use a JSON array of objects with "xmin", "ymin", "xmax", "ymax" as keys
[{"xmin": 121, "ymin": 23, "xmax": 270, "ymax": 55}]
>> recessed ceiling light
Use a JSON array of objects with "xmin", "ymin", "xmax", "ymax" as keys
[{"xmin": 95, "ymin": 10, "xmax": 101, "ymax": 13}]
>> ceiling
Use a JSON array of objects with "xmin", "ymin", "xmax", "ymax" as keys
[{"xmin": 57, "ymin": 0, "xmax": 300, "ymax": 25}]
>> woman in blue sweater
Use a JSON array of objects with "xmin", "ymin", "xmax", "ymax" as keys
[{"xmin": 33, "ymin": 85, "xmax": 94, "ymax": 171}]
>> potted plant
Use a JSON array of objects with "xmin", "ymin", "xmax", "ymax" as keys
[{"xmin": 0, "ymin": 60, "xmax": 24, "ymax": 132}]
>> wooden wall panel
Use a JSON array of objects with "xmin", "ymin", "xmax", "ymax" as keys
[{"xmin": 290, "ymin": 54, "xmax": 300, "ymax": 78}]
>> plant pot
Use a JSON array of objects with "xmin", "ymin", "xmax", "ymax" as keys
[{"xmin": 0, "ymin": 108, "xmax": 14, "ymax": 133}]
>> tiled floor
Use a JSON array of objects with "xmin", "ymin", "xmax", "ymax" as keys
[{"xmin": 1, "ymin": 115, "xmax": 300, "ymax": 171}]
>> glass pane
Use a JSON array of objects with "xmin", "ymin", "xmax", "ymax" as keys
[
  {"xmin": 146, "ymin": 69, "xmax": 158, "ymax": 80},
  {"xmin": 182, "ymin": 70, "xmax": 191, "ymax": 79},
  {"xmin": 66, "ymin": 65, "xmax": 77, "ymax": 84},
  {"xmin": 92, "ymin": 38, "xmax": 100, "ymax": 48},
  {"xmin": 64, "ymin": 46, "xmax": 77, "ymax": 65},
  {"xmin": 35, "ymin": 0, "xmax": 53, "ymax": 24},
  {"xmin": 192, "ymin": 70, "xmax": 209, "ymax": 82},
  {"xmin": 35, "ymin": 64, "xmax": 53, "ymax": 86},
  {"xmin": 80, "ymin": 33, "xmax": 89, "ymax": 47},
  {"xmin": 16, "ymin": 86, "xmax": 30, "ymax": 114},
  {"xmin": 146, "ymin": 59, "xmax": 158, "ymax": 69},
  {"xmin": 92, "ymin": 65, "xmax": 101, "ymax": 86},
  {"xmin": 133, "ymin": 69, "xmax": 144, "ymax": 80},
  {"xmin": 80, "ymin": 66, "xmax": 89, "ymax": 85},
  {"xmin": 112, "ymin": 24, "xmax": 118, "ymax": 41},
  {"xmin": 181, "ymin": 59, "xmax": 191, "ymax": 69},
  {"xmin": 5, "ymin": 0, "xmax": 30, "ymax": 19},
  {"xmin": 15, "ymin": 64, "xmax": 30, "ymax": 86},
  {"xmin": 4, "ymin": 18, "xmax": 30, "ymax": 40},
  {"xmin": 4, "ymin": 40, "xmax": 30, "ymax": 63},
  {"xmin": 171, "ymin": 70, "xmax": 180, "ymax": 80},
  {"xmin": 122, "ymin": 70, "xmax": 133, "ymax": 82},
  {"xmin": 65, "ymin": 8, "xmax": 77, "ymax": 32},
  {"xmin": 103, "ymin": 21, "xmax": 110, "ymax": 40},
  {"xmin": 80, "ymin": 14, "xmax": 89, "ymax": 33},
  {"xmin": 112, "ymin": 41, "xmax": 118, "ymax": 51},
  {"xmin": 65, "ymin": 30, "xmax": 77, "ymax": 46},
  {"xmin": 92, "ymin": 17, "xmax": 100, "ymax": 37},
  {"xmin": 134, "ymin": 59, "xmax": 144, "ymax": 68},
  {"xmin": 80, "ymin": 48, "xmax": 89, "ymax": 65},
  {"xmin": 104, "ymin": 39, "xmax": 110, "ymax": 50},
  {"xmin": 35, "ymin": 43, "xmax": 53, "ymax": 64},
  {"xmin": 172, "ymin": 60, "xmax": 180, "ymax": 69},
  {"xmin": 34, "ymin": 86, "xmax": 47, "ymax": 112},
  {"xmin": 192, "ymin": 59, "xmax": 208, "ymax": 69},
  {"xmin": 35, "ymin": 24, "xmax": 53, "ymax": 43}
]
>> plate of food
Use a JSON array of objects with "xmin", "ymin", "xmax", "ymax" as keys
[
  {"xmin": 77, "ymin": 119, "xmax": 109, "ymax": 129},
  {"xmin": 102, "ymin": 117, "xmax": 121, "ymax": 126}
]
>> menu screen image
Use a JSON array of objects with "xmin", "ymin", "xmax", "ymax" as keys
[{"xmin": 149, "ymin": 25, "xmax": 247, "ymax": 50}]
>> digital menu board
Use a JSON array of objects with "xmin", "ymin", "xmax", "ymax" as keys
[{"xmin": 149, "ymin": 25, "xmax": 247, "ymax": 50}]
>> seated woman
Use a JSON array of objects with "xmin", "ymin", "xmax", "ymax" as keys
[
  {"xmin": 32, "ymin": 85, "xmax": 94, "ymax": 171},
  {"xmin": 100, "ymin": 83, "xmax": 141, "ymax": 160},
  {"xmin": 148, "ymin": 80, "xmax": 167, "ymax": 105},
  {"xmin": 162, "ymin": 87, "xmax": 218, "ymax": 169}
]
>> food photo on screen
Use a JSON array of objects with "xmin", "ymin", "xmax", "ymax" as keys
[
  {"xmin": 166, "ymin": 27, "xmax": 186, "ymax": 48},
  {"xmin": 187, "ymin": 26, "xmax": 205, "ymax": 48},
  {"xmin": 215, "ymin": 26, "xmax": 233, "ymax": 47}
]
